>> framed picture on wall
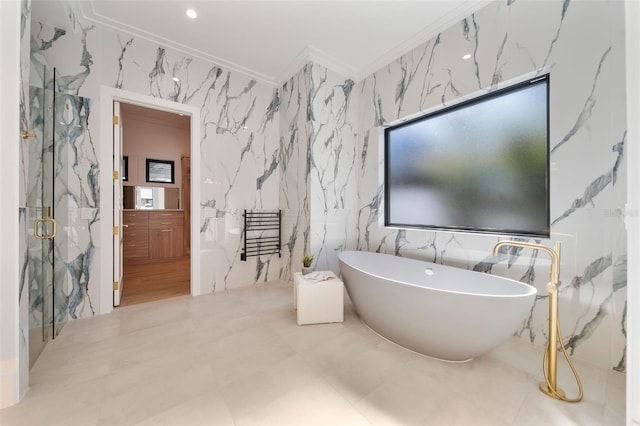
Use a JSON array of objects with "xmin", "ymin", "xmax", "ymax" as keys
[{"xmin": 146, "ymin": 158, "xmax": 175, "ymax": 184}]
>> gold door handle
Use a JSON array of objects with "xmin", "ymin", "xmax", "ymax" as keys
[
  {"xmin": 34, "ymin": 217, "xmax": 57, "ymax": 240},
  {"xmin": 21, "ymin": 131, "xmax": 36, "ymax": 139}
]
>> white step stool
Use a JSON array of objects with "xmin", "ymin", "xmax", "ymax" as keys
[{"xmin": 293, "ymin": 271, "xmax": 344, "ymax": 325}]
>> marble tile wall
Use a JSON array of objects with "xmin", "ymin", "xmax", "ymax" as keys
[
  {"xmin": 23, "ymin": 0, "xmax": 628, "ymax": 373},
  {"xmin": 27, "ymin": 12, "xmax": 281, "ymax": 316},
  {"xmin": 307, "ymin": 64, "xmax": 359, "ymax": 273},
  {"xmin": 279, "ymin": 64, "xmax": 311, "ymax": 282},
  {"xmin": 29, "ymin": 22, "xmax": 108, "ymax": 321},
  {"xmin": 279, "ymin": 63, "xmax": 358, "ymax": 278},
  {"xmin": 354, "ymin": 0, "xmax": 627, "ymax": 370}
]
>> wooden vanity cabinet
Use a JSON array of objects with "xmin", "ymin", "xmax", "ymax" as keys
[
  {"xmin": 149, "ymin": 212, "xmax": 184, "ymax": 259},
  {"xmin": 122, "ymin": 210, "xmax": 184, "ymax": 263},
  {"xmin": 122, "ymin": 211, "xmax": 149, "ymax": 262}
]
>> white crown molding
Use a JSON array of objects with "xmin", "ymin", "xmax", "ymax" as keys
[
  {"xmin": 68, "ymin": 0, "xmax": 491, "ymax": 88},
  {"xmin": 354, "ymin": 0, "xmax": 492, "ymax": 80},
  {"xmin": 275, "ymin": 45, "xmax": 359, "ymax": 85},
  {"xmin": 307, "ymin": 45, "xmax": 359, "ymax": 81},
  {"xmin": 276, "ymin": 0, "xmax": 490, "ymax": 85},
  {"xmin": 275, "ymin": 46, "xmax": 312, "ymax": 85},
  {"xmin": 76, "ymin": 1, "xmax": 279, "ymax": 86}
]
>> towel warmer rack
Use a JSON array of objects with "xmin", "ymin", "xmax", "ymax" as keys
[{"xmin": 240, "ymin": 209, "xmax": 281, "ymax": 261}]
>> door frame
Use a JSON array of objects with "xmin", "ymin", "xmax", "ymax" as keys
[
  {"xmin": 112, "ymin": 100, "xmax": 123, "ymax": 306},
  {"xmin": 99, "ymin": 87, "xmax": 201, "ymax": 315}
]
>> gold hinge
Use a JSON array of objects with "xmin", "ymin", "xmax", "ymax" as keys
[
  {"xmin": 113, "ymin": 281, "xmax": 119, "ymax": 290},
  {"xmin": 113, "ymin": 115, "xmax": 119, "ymax": 125},
  {"xmin": 113, "ymin": 226, "xmax": 119, "ymax": 235},
  {"xmin": 113, "ymin": 171, "xmax": 119, "ymax": 180}
]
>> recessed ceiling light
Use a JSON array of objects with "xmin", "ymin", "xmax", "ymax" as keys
[
  {"xmin": 186, "ymin": 8, "xmax": 197, "ymax": 19},
  {"xmin": 172, "ymin": 77, "xmax": 180, "ymax": 82},
  {"xmin": 462, "ymin": 54, "xmax": 472, "ymax": 60}
]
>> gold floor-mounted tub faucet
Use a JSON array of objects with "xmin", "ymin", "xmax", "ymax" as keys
[{"xmin": 492, "ymin": 240, "xmax": 583, "ymax": 403}]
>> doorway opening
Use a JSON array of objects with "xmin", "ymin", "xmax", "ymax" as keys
[
  {"xmin": 99, "ymin": 86, "xmax": 201, "ymax": 315},
  {"xmin": 116, "ymin": 103, "xmax": 192, "ymax": 306}
]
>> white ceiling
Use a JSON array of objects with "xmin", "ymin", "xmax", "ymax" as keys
[{"xmin": 33, "ymin": 0, "xmax": 490, "ymax": 86}]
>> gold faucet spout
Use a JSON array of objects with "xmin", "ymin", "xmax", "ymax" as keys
[
  {"xmin": 491, "ymin": 239, "xmax": 582, "ymax": 402},
  {"xmin": 492, "ymin": 240, "xmax": 560, "ymax": 285}
]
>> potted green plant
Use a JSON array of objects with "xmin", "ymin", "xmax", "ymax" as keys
[{"xmin": 302, "ymin": 253, "xmax": 314, "ymax": 275}]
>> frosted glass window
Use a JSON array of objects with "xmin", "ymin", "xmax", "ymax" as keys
[{"xmin": 384, "ymin": 75, "xmax": 549, "ymax": 237}]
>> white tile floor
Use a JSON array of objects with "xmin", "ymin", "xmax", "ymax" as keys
[{"xmin": 1, "ymin": 281, "xmax": 625, "ymax": 426}]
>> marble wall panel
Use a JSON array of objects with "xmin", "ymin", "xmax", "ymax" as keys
[
  {"xmin": 25, "ymin": 0, "xmax": 627, "ymax": 373},
  {"xmin": 307, "ymin": 63, "xmax": 359, "ymax": 273},
  {"xmin": 30, "ymin": 23, "xmax": 99, "ymax": 320},
  {"xmin": 279, "ymin": 64, "xmax": 311, "ymax": 282},
  {"xmin": 279, "ymin": 62, "xmax": 358, "ymax": 277},
  {"xmin": 355, "ymin": 0, "xmax": 627, "ymax": 370},
  {"xmin": 30, "ymin": 12, "xmax": 281, "ymax": 311}
]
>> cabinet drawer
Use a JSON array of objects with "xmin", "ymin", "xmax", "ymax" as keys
[
  {"xmin": 149, "ymin": 211, "xmax": 184, "ymax": 229},
  {"xmin": 123, "ymin": 242, "xmax": 149, "ymax": 260},
  {"xmin": 122, "ymin": 226, "xmax": 149, "ymax": 262},
  {"xmin": 122, "ymin": 229, "xmax": 149, "ymax": 244},
  {"xmin": 123, "ymin": 211, "xmax": 149, "ymax": 229}
]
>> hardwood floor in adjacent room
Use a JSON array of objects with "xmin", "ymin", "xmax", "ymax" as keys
[{"xmin": 120, "ymin": 257, "xmax": 190, "ymax": 306}]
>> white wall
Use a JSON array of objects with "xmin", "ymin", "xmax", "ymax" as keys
[
  {"xmin": 0, "ymin": 0, "xmax": 25, "ymax": 409},
  {"xmin": 122, "ymin": 113, "xmax": 190, "ymax": 189}
]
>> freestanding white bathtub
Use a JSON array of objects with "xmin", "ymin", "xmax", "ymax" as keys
[{"xmin": 338, "ymin": 250, "xmax": 537, "ymax": 362}]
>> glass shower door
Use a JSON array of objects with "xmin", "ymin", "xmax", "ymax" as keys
[
  {"xmin": 27, "ymin": 64, "xmax": 56, "ymax": 367},
  {"xmin": 28, "ymin": 62, "xmax": 93, "ymax": 365}
]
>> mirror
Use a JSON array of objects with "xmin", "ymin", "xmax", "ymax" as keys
[{"xmin": 123, "ymin": 186, "xmax": 181, "ymax": 210}]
